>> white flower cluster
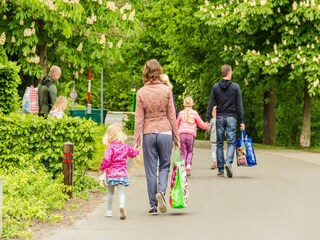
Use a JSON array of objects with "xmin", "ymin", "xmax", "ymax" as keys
[
  {"xmin": 107, "ymin": 1, "xmax": 117, "ymax": 11},
  {"xmin": 108, "ymin": 42, "xmax": 113, "ymax": 49},
  {"xmin": 84, "ymin": 29, "xmax": 91, "ymax": 37},
  {"xmin": 116, "ymin": 39, "xmax": 122, "ymax": 48},
  {"xmin": 11, "ymin": 36, "xmax": 16, "ymax": 43},
  {"xmin": 77, "ymin": 42, "xmax": 83, "ymax": 52},
  {"xmin": 24, "ymin": 27, "xmax": 35, "ymax": 37},
  {"xmin": 100, "ymin": 34, "xmax": 106, "ymax": 46},
  {"xmin": 73, "ymin": 71, "xmax": 79, "ymax": 79},
  {"xmin": 3, "ymin": 15, "xmax": 7, "ymax": 20},
  {"xmin": 260, "ymin": 0, "xmax": 267, "ymax": 5},
  {"xmin": 0, "ymin": 32, "xmax": 6, "ymax": 45},
  {"xmin": 40, "ymin": 0, "xmax": 56, "ymax": 10},
  {"xmin": 86, "ymin": 14, "xmax": 97, "ymax": 25},
  {"xmin": 312, "ymin": 56, "xmax": 320, "ymax": 62},
  {"xmin": 314, "ymin": 79, "xmax": 319, "ymax": 87},
  {"xmin": 63, "ymin": 0, "xmax": 79, "ymax": 3},
  {"xmin": 128, "ymin": 9, "xmax": 135, "ymax": 21},
  {"xmin": 27, "ymin": 56, "xmax": 40, "ymax": 64}
]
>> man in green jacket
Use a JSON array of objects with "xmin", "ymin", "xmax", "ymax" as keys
[{"xmin": 38, "ymin": 65, "xmax": 61, "ymax": 117}]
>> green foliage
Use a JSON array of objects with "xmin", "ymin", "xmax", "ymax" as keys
[
  {"xmin": 0, "ymin": 113, "xmax": 104, "ymax": 238},
  {"xmin": 0, "ymin": 113, "xmax": 98, "ymax": 187},
  {"xmin": 1, "ymin": 167, "xmax": 68, "ymax": 239},
  {"xmin": 0, "ymin": 61, "xmax": 21, "ymax": 114}
]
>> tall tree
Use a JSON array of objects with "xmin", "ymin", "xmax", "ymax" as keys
[
  {"xmin": 0, "ymin": 0, "xmax": 139, "ymax": 105},
  {"xmin": 197, "ymin": 0, "xmax": 320, "ymax": 147}
]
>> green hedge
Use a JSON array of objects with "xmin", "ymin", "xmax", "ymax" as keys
[
  {"xmin": 0, "ymin": 113, "xmax": 101, "ymax": 238},
  {"xmin": 0, "ymin": 113, "xmax": 97, "ymax": 176},
  {"xmin": 0, "ymin": 62, "xmax": 21, "ymax": 114}
]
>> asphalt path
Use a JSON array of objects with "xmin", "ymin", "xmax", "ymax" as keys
[{"xmin": 45, "ymin": 147, "xmax": 320, "ymax": 240}]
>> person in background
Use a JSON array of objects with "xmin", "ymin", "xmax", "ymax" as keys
[
  {"xmin": 49, "ymin": 96, "xmax": 68, "ymax": 119},
  {"xmin": 177, "ymin": 96, "xmax": 209, "ymax": 177},
  {"xmin": 161, "ymin": 73, "xmax": 179, "ymax": 118},
  {"xmin": 134, "ymin": 59, "xmax": 179, "ymax": 215},
  {"xmin": 206, "ymin": 64, "xmax": 245, "ymax": 178},
  {"xmin": 38, "ymin": 65, "xmax": 61, "ymax": 117},
  {"xmin": 209, "ymin": 106, "xmax": 217, "ymax": 170},
  {"xmin": 22, "ymin": 84, "xmax": 38, "ymax": 114},
  {"xmin": 99, "ymin": 124, "xmax": 139, "ymax": 220}
]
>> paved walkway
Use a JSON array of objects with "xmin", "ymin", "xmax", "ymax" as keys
[{"xmin": 44, "ymin": 143, "xmax": 320, "ymax": 240}]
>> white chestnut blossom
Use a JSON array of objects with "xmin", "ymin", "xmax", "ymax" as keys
[
  {"xmin": 128, "ymin": 10, "xmax": 135, "ymax": 21},
  {"xmin": 116, "ymin": 39, "xmax": 122, "ymax": 48},
  {"xmin": 260, "ymin": 0, "xmax": 267, "ymax": 5},
  {"xmin": 107, "ymin": 1, "xmax": 117, "ymax": 11},
  {"xmin": 0, "ymin": 32, "xmax": 6, "ymax": 45},
  {"xmin": 77, "ymin": 42, "xmax": 83, "ymax": 52}
]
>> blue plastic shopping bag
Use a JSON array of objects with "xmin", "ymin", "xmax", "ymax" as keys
[{"xmin": 236, "ymin": 130, "xmax": 257, "ymax": 167}]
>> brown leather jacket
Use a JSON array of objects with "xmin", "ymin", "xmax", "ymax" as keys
[{"xmin": 134, "ymin": 80, "xmax": 179, "ymax": 147}]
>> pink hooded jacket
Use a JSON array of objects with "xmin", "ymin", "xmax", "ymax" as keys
[{"xmin": 99, "ymin": 141, "xmax": 139, "ymax": 178}]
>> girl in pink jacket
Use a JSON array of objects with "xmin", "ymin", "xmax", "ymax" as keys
[
  {"xmin": 99, "ymin": 124, "xmax": 139, "ymax": 220},
  {"xmin": 177, "ymin": 97, "xmax": 209, "ymax": 176}
]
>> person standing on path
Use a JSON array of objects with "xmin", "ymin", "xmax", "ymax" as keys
[
  {"xmin": 134, "ymin": 59, "xmax": 179, "ymax": 215},
  {"xmin": 38, "ymin": 65, "xmax": 61, "ymax": 117},
  {"xmin": 177, "ymin": 96, "xmax": 209, "ymax": 177},
  {"xmin": 161, "ymin": 73, "xmax": 179, "ymax": 118},
  {"xmin": 206, "ymin": 64, "xmax": 245, "ymax": 178},
  {"xmin": 100, "ymin": 124, "xmax": 139, "ymax": 220},
  {"xmin": 209, "ymin": 106, "xmax": 218, "ymax": 170}
]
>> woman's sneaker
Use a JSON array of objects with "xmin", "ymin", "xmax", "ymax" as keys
[
  {"xmin": 104, "ymin": 210, "xmax": 112, "ymax": 218},
  {"xmin": 148, "ymin": 207, "xmax": 158, "ymax": 215},
  {"xmin": 186, "ymin": 164, "xmax": 191, "ymax": 177},
  {"xmin": 119, "ymin": 207, "xmax": 126, "ymax": 220},
  {"xmin": 156, "ymin": 192, "xmax": 167, "ymax": 213}
]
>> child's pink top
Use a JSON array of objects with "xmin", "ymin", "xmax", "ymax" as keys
[
  {"xmin": 177, "ymin": 107, "xmax": 209, "ymax": 137},
  {"xmin": 99, "ymin": 141, "xmax": 139, "ymax": 178}
]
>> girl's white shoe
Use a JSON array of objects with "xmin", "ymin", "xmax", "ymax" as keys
[{"xmin": 104, "ymin": 210, "xmax": 112, "ymax": 218}]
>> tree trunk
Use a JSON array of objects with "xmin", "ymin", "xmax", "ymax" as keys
[
  {"xmin": 263, "ymin": 89, "xmax": 276, "ymax": 144},
  {"xmin": 38, "ymin": 20, "xmax": 47, "ymax": 77},
  {"xmin": 39, "ymin": 44, "xmax": 47, "ymax": 77},
  {"xmin": 300, "ymin": 79, "xmax": 312, "ymax": 147}
]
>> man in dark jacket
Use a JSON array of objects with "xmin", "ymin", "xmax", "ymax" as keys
[
  {"xmin": 206, "ymin": 64, "xmax": 245, "ymax": 178},
  {"xmin": 38, "ymin": 65, "xmax": 61, "ymax": 117}
]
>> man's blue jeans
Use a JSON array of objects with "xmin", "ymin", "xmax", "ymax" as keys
[{"xmin": 216, "ymin": 116, "xmax": 237, "ymax": 172}]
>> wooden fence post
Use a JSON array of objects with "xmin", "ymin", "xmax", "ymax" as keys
[{"xmin": 63, "ymin": 141, "xmax": 74, "ymax": 198}]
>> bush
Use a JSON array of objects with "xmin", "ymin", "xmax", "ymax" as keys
[{"xmin": 0, "ymin": 62, "xmax": 21, "ymax": 114}]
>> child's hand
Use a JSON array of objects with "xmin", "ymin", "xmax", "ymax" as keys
[{"xmin": 99, "ymin": 172, "xmax": 107, "ymax": 188}]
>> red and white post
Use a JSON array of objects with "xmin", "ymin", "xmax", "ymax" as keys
[{"xmin": 87, "ymin": 69, "xmax": 92, "ymax": 114}]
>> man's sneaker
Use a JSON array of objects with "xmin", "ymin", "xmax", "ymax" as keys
[
  {"xmin": 225, "ymin": 163, "xmax": 233, "ymax": 178},
  {"xmin": 119, "ymin": 207, "xmax": 126, "ymax": 220},
  {"xmin": 104, "ymin": 210, "xmax": 112, "ymax": 218},
  {"xmin": 148, "ymin": 207, "xmax": 158, "ymax": 215},
  {"xmin": 156, "ymin": 192, "xmax": 167, "ymax": 213},
  {"xmin": 217, "ymin": 171, "xmax": 224, "ymax": 177}
]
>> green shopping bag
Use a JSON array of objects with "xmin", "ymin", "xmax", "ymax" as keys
[{"xmin": 169, "ymin": 150, "xmax": 188, "ymax": 208}]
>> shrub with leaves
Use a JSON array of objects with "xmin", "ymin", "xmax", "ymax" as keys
[{"xmin": 0, "ymin": 61, "xmax": 21, "ymax": 114}]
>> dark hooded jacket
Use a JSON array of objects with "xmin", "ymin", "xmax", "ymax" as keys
[
  {"xmin": 206, "ymin": 79, "xmax": 244, "ymax": 123},
  {"xmin": 38, "ymin": 75, "xmax": 58, "ymax": 115}
]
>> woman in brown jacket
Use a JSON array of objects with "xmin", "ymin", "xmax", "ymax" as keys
[{"xmin": 134, "ymin": 59, "xmax": 179, "ymax": 215}]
